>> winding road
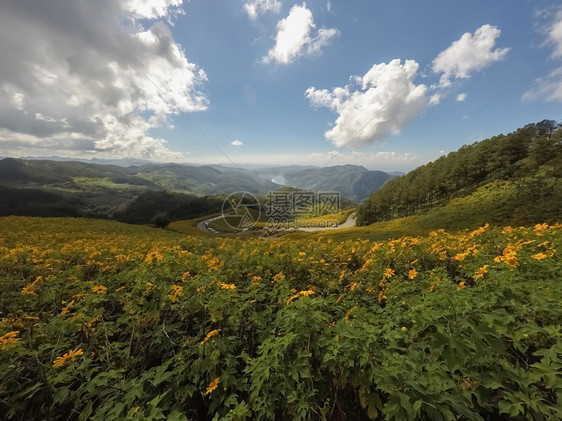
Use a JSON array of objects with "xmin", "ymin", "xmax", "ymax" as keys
[{"xmin": 197, "ymin": 213, "xmax": 357, "ymax": 234}]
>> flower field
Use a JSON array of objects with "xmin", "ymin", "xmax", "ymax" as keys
[{"xmin": 0, "ymin": 216, "xmax": 561, "ymax": 420}]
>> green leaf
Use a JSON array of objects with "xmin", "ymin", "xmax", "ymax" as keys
[{"xmin": 167, "ymin": 410, "xmax": 189, "ymax": 421}]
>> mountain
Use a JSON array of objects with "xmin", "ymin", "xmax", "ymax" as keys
[
  {"xmin": 0, "ymin": 158, "xmax": 280, "ymax": 220},
  {"xmin": 357, "ymin": 119, "xmax": 562, "ymax": 228},
  {"xmin": 0, "ymin": 158, "xmax": 397, "ymax": 221},
  {"xmin": 19, "ymin": 156, "xmax": 155, "ymax": 167},
  {"xmin": 280, "ymin": 165, "xmax": 395, "ymax": 202}
]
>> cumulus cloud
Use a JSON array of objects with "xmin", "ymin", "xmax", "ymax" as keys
[
  {"xmin": 432, "ymin": 24, "xmax": 510, "ymax": 88},
  {"xmin": 0, "ymin": 0, "xmax": 208, "ymax": 160},
  {"xmin": 524, "ymin": 10, "xmax": 562, "ymax": 102},
  {"xmin": 456, "ymin": 93, "xmax": 467, "ymax": 102},
  {"xmin": 125, "ymin": 0, "xmax": 184, "ymax": 19},
  {"xmin": 231, "ymin": 139, "xmax": 244, "ymax": 146},
  {"xmin": 306, "ymin": 59, "xmax": 429, "ymax": 147},
  {"xmin": 243, "ymin": 0, "xmax": 282, "ymax": 20},
  {"xmin": 263, "ymin": 3, "xmax": 339, "ymax": 65}
]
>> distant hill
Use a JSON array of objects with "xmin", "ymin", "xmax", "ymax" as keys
[
  {"xmin": 0, "ymin": 158, "xmax": 278, "ymax": 220},
  {"xmin": 249, "ymin": 165, "xmax": 394, "ymax": 202},
  {"xmin": 0, "ymin": 158, "xmax": 395, "ymax": 221},
  {"xmin": 282, "ymin": 165, "xmax": 395, "ymax": 202},
  {"xmin": 357, "ymin": 119, "xmax": 562, "ymax": 228}
]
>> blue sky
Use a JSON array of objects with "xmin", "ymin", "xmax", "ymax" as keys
[{"xmin": 0, "ymin": 0, "xmax": 561, "ymax": 170}]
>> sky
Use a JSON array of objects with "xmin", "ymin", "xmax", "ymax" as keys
[{"xmin": 0, "ymin": 0, "xmax": 561, "ymax": 171}]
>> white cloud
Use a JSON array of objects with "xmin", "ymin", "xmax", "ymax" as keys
[
  {"xmin": 523, "ymin": 67, "xmax": 562, "ymax": 102},
  {"xmin": 0, "ymin": 0, "xmax": 208, "ymax": 160},
  {"xmin": 546, "ymin": 10, "xmax": 562, "ymax": 58},
  {"xmin": 524, "ymin": 9, "xmax": 562, "ymax": 102},
  {"xmin": 231, "ymin": 139, "xmax": 244, "ymax": 146},
  {"xmin": 349, "ymin": 150, "xmax": 416, "ymax": 164},
  {"xmin": 306, "ymin": 59, "xmax": 430, "ymax": 147},
  {"xmin": 124, "ymin": 0, "xmax": 183, "ymax": 19},
  {"xmin": 432, "ymin": 24, "xmax": 510, "ymax": 88},
  {"xmin": 326, "ymin": 1, "xmax": 332, "ymax": 13},
  {"xmin": 243, "ymin": 0, "xmax": 282, "ymax": 21},
  {"xmin": 10, "ymin": 92, "xmax": 25, "ymax": 111},
  {"xmin": 263, "ymin": 3, "xmax": 339, "ymax": 65},
  {"xmin": 429, "ymin": 93, "xmax": 442, "ymax": 105},
  {"xmin": 456, "ymin": 93, "xmax": 467, "ymax": 102}
]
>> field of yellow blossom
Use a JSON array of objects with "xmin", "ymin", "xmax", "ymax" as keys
[{"xmin": 0, "ymin": 216, "xmax": 561, "ymax": 420}]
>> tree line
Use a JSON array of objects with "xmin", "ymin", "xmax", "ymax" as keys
[{"xmin": 357, "ymin": 120, "xmax": 562, "ymax": 225}]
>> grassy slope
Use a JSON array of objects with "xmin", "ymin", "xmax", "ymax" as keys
[{"xmin": 287, "ymin": 178, "xmax": 562, "ymax": 241}]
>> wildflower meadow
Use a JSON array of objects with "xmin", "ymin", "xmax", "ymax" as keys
[{"xmin": 0, "ymin": 217, "xmax": 561, "ymax": 420}]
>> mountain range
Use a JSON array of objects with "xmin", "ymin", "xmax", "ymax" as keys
[{"xmin": 0, "ymin": 158, "xmax": 395, "ymax": 220}]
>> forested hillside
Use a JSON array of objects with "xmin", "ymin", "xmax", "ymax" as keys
[{"xmin": 357, "ymin": 120, "xmax": 562, "ymax": 226}]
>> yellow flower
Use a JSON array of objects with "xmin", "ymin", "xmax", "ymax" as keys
[
  {"xmin": 534, "ymin": 223, "xmax": 549, "ymax": 235},
  {"xmin": 53, "ymin": 348, "xmax": 84, "ymax": 368},
  {"xmin": 220, "ymin": 283, "xmax": 236, "ymax": 290},
  {"xmin": 206, "ymin": 377, "xmax": 220, "ymax": 395},
  {"xmin": 457, "ymin": 281, "xmax": 466, "ymax": 290},
  {"xmin": 408, "ymin": 269, "xmax": 417, "ymax": 279},
  {"xmin": 273, "ymin": 272, "xmax": 285, "ymax": 283},
  {"xmin": 181, "ymin": 271, "xmax": 191, "ymax": 281},
  {"xmin": 92, "ymin": 285, "xmax": 107, "ymax": 294},
  {"xmin": 200, "ymin": 329, "xmax": 221, "ymax": 345},
  {"xmin": 378, "ymin": 290, "xmax": 386, "ymax": 303},
  {"xmin": 452, "ymin": 253, "xmax": 467, "ymax": 261},
  {"xmin": 21, "ymin": 275, "xmax": 42, "ymax": 296},
  {"xmin": 502, "ymin": 226, "xmax": 514, "ymax": 234},
  {"xmin": 0, "ymin": 331, "xmax": 20, "ymax": 350},
  {"xmin": 251, "ymin": 275, "xmax": 262, "ymax": 284},
  {"xmin": 473, "ymin": 265, "xmax": 489, "ymax": 280},
  {"xmin": 146, "ymin": 282, "xmax": 157, "ymax": 292},
  {"xmin": 531, "ymin": 253, "xmax": 548, "ymax": 260},
  {"xmin": 61, "ymin": 300, "xmax": 75, "ymax": 315},
  {"xmin": 168, "ymin": 285, "xmax": 183, "ymax": 303},
  {"xmin": 430, "ymin": 280, "xmax": 440, "ymax": 292},
  {"xmin": 383, "ymin": 268, "xmax": 395, "ymax": 278},
  {"xmin": 504, "ymin": 255, "xmax": 518, "ymax": 267},
  {"xmin": 344, "ymin": 306, "xmax": 358, "ymax": 321},
  {"xmin": 359, "ymin": 259, "xmax": 373, "ymax": 272},
  {"xmin": 145, "ymin": 249, "xmax": 163, "ymax": 263},
  {"xmin": 469, "ymin": 224, "xmax": 489, "ymax": 237},
  {"xmin": 286, "ymin": 290, "xmax": 314, "ymax": 304},
  {"xmin": 345, "ymin": 282, "xmax": 358, "ymax": 291},
  {"xmin": 495, "ymin": 244, "xmax": 519, "ymax": 267}
]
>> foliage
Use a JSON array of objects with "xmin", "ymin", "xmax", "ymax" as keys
[
  {"xmin": 0, "ymin": 217, "xmax": 561, "ymax": 420},
  {"xmin": 357, "ymin": 120, "xmax": 562, "ymax": 226},
  {"xmin": 114, "ymin": 191, "xmax": 223, "ymax": 226}
]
